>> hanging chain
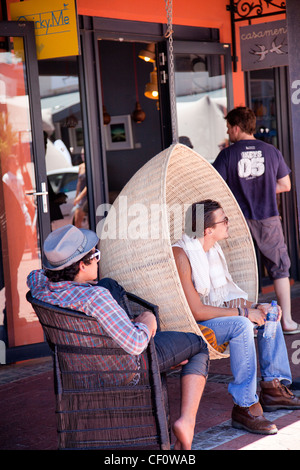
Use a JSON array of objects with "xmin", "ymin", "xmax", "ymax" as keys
[{"xmin": 165, "ymin": 0, "xmax": 178, "ymax": 143}]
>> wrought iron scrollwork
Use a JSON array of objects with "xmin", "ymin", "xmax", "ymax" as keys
[
  {"xmin": 234, "ymin": 1, "xmax": 286, "ymax": 20},
  {"xmin": 227, "ymin": 0, "xmax": 286, "ymax": 71}
]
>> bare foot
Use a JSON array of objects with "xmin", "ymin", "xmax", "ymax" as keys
[
  {"xmin": 282, "ymin": 320, "xmax": 298, "ymax": 331},
  {"xmin": 172, "ymin": 417, "xmax": 194, "ymax": 450}
]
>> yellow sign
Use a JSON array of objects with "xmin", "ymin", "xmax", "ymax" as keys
[{"xmin": 10, "ymin": 0, "xmax": 79, "ymax": 60}]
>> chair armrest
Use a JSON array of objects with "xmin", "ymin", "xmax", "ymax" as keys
[{"xmin": 125, "ymin": 291, "xmax": 160, "ymax": 330}]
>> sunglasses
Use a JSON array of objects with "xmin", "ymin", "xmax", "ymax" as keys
[
  {"xmin": 212, "ymin": 216, "xmax": 229, "ymax": 226},
  {"xmin": 89, "ymin": 249, "xmax": 101, "ymax": 262}
]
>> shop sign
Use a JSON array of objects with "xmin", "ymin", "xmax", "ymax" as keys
[
  {"xmin": 240, "ymin": 19, "xmax": 288, "ymax": 71},
  {"xmin": 10, "ymin": 0, "xmax": 80, "ymax": 60}
]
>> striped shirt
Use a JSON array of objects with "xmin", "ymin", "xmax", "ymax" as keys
[{"xmin": 27, "ymin": 270, "xmax": 150, "ymax": 355}]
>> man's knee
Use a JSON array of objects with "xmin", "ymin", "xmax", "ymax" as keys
[{"xmin": 236, "ymin": 315, "xmax": 254, "ymax": 334}]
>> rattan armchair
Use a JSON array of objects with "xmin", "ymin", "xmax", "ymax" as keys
[{"xmin": 26, "ymin": 290, "xmax": 170, "ymax": 450}]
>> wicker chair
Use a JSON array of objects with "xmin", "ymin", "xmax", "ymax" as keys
[
  {"xmin": 26, "ymin": 290, "xmax": 170, "ymax": 450},
  {"xmin": 100, "ymin": 143, "xmax": 258, "ymax": 360}
]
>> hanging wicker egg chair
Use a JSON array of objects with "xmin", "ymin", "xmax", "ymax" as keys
[{"xmin": 99, "ymin": 143, "xmax": 258, "ymax": 359}]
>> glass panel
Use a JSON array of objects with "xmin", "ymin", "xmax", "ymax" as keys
[
  {"xmin": 174, "ymin": 53, "xmax": 229, "ymax": 162},
  {"xmin": 249, "ymin": 69, "xmax": 279, "ymax": 285},
  {"xmin": 98, "ymin": 40, "xmax": 162, "ymax": 204},
  {"xmin": 250, "ymin": 69, "xmax": 277, "ymax": 147},
  {"xmin": 38, "ymin": 58, "xmax": 90, "ymax": 230},
  {"xmin": 0, "ymin": 36, "xmax": 44, "ymax": 351}
]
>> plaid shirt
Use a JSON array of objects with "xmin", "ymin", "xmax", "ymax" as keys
[{"xmin": 27, "ymin": 270, "xmax": 150, "ymax": 356}]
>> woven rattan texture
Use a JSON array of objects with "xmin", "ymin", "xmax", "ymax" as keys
[
  {"xmin": 26, "ymin": 291, "xmax": 170, "ymax": 450},
  {"xmin": 100, "ymin": 144, "xmax": 258, "ymax": 360}
]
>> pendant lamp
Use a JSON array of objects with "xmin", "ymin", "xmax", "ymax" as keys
[
  {"xmin": 144, "ymin": 66, "xmax": 159, "ymax": 100},
  {"xmin": 99, "ymin": 45, "xmax": 111, "ymax": 125},
  {"xmin": 138, "ymin": 43, "xmax": 156, "ymax": 63},
  {"xmin": 132, "ymin": 44, "xmax": 146, "ymax": 123}
]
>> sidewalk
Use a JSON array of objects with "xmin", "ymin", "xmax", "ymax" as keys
[{"xmin": 0, "ymin": 286, "xmax": 300, "ymax": 451}]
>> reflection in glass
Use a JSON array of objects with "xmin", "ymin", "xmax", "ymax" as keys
[
  {"xmin": 0, "ymin": 37, "xmax": 43, "ymax": 351},
  {"xmin": 174, "ymin": 53, "xmax": 229, "ymax": 162},
  {"xmin": 250, "ymin": 69, "xmax": 277, "ymax": 147},
  {"xmin": 38, "ymin": 59, "xmax": 89, "ymax": 230}
]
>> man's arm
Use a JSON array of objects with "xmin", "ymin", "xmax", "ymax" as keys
[
  {"xmin": 172, "ymin": 247, "xmax": 266, "ymax": 325},
  {"xmin": 212, "ymin": 150, "xmax": 228, "ymax": 180},
  {"xmin": 134, "ymin": 311, "xmax": 157, "ymax": 338},
  {"xmin": 172, "ymin": 247, "xmax": 238, "ymax": 321},
  {"xmin": 86, "ymin": 291, "xmax": 153, "ymax": 355},
  {"xmin": 276, "ymin": 174, "xmax": 291, "ymax": 194}
]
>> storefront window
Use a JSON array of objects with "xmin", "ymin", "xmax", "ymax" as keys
[
  {"xmin": 0, "ymin": 37, "xmax": 44, "ymax": 354},
  {"xmin": 174, "ymin": 53, "xmax": 228, "ymax": 162},
  {"xmin": 38, "ymin": 58, "xmax": 90, "ymax": 231},
  {"xmin": 250, "ymin": 69, "xmax": 277, "ymax": 147}
]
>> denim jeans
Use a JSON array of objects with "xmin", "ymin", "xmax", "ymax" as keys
[
  {"xmin": 198, "ymin": 316, "xmax": 292, "ymax": 407},
  {"xmin": 154, "ymin": 331, "xmax": 209, "ymax": 378}
]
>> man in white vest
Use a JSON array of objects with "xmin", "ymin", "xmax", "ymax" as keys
[{"xmin": 173, "ymin": 199, "xmax": 300, "ymax": 435}]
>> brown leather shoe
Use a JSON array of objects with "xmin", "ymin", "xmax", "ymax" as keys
[
  {"xmin": 260, "ymin": 378, "xmax": 300, "ymax": 412},
  {"xmin": 232, "ymin": 402, "xmax": 278, "ymax": 435}
]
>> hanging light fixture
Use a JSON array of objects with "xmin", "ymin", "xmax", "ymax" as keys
[
  {"xmin": 132, "ymin": 101, "xmax": 146, "ymax": 123},
  {"xmin": 132, "ymin": 44, "xmax": 146, "ymax": 123},
  {"xmin": 99, "ymin": 45, "xmax": 111, "ymax": 125},
  {"xmin": 144, "ymin": 66, "xmax": 159, "ymax": 100},
  {"xmin": 138, "ymin": 42, "xmax": 156, "ymax": 63},
  {"xmin": 103, "ymin": 105, "xmax": 111, "ymax": 125},
  {"xmin": 65, "ymin": 114, "xmax": 78, "ymax": 128}
]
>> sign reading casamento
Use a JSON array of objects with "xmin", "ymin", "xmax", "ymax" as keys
[{"xmin": 240, "ymin": 19, "xmax": 288, "ymax": 71}]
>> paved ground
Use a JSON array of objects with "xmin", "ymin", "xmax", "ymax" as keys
[{"xmin": 1, "ymin": 286, "xmax": 300, "ymax": 452}]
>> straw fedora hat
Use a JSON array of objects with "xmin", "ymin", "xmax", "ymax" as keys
[{"xmin": 99, "ymin": 143, "xmax": 258, "ymax": 360}]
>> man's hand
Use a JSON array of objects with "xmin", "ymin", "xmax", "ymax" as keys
[
  {"xmin": 248, "ymin": 303, "xmax": 282, "ymax": 325},
  {"xmin": 248, "ymin": 308, "xmax": 267, "ymax": 326},
  {"xmin": 257, "ymin": 303, "xmax": 282, "ymax": 322},
  {"xmin": 134, "ymin": 311, "xmax": 157, "ymax": 337}
]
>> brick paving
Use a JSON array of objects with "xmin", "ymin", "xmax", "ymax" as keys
[{"xmin": 0, "ymin": 287, "xmax": 300, "ymax": 451}]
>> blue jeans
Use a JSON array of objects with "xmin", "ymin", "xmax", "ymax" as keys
[
  {"xmin": 154, "ymin": 331, "xmax": 209, "ymax": 378},
  {"xmin": 198, "ymin": 316, "xmax": 292, "ymax": 407}
]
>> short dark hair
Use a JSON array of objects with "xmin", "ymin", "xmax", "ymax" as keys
[
  {"xmin": 225, "ymin": 106, "xmax": 256, "ymax": 135},
  {"xmin": 45, "ymin": 250, "xmax": 93, "ymax": 282},
  {"xmin": 185, "ymin": 199, "xmax": 222, "ymax": 237}
]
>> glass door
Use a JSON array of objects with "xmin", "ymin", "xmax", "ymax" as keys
[
  {"xmin": 247, "ymin": 67, "xmax": 299, "ymax": 285},
  {"xmin": 172, "ymin": 41, "xmax": 233, "ymax": 162},
  {"xmin": 0, "ymin": 22, "xmax": 49, "ymax": 362}
]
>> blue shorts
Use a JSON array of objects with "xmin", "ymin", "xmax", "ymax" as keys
[{"xmin": 154, "ymin": 331, "xmax": 209, "ymax": 378}]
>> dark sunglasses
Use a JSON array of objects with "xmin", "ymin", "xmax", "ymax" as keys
[{"xmin": 212, "ymin": 216, "xmax": 229, "ymax": 226}]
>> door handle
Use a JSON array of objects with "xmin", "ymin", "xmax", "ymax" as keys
[
  {"xmin": 25, "ymin": 182, "xmax": 48, "ymax": 213},
  {"xmin": 26, "ymin": 191, "xmax": 48, "ymax": 196}
]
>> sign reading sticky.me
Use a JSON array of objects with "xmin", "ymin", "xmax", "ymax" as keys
[{"xmin": 10, "ymin": 0, "xmax": 79, "ymax": 60}]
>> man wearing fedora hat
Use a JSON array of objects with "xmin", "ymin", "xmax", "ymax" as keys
[{"xmin": 27, "ymin": 224, "xmax": 209, "ymax": 450}]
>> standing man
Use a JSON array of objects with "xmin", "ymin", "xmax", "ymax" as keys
[{"xmin": 213, "ymin": 106, "xmax": 299, "ymax": 334}]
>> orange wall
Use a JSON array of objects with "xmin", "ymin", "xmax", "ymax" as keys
[
  {"xmin": 77, "ymin": 0, "xmax": 246, "ymax": 107},
  {"xmin": 4, "ymin": 1, "xmax": 287, "ymax": 108}
]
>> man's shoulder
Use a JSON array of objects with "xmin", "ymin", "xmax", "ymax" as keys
[
  {"xmin": 238, "ymin": 139, "xmax": 277, "ymax": 151},
  {"xmin": 27, "ymin": 269, "xmax": 46, "ymax": 287}
]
